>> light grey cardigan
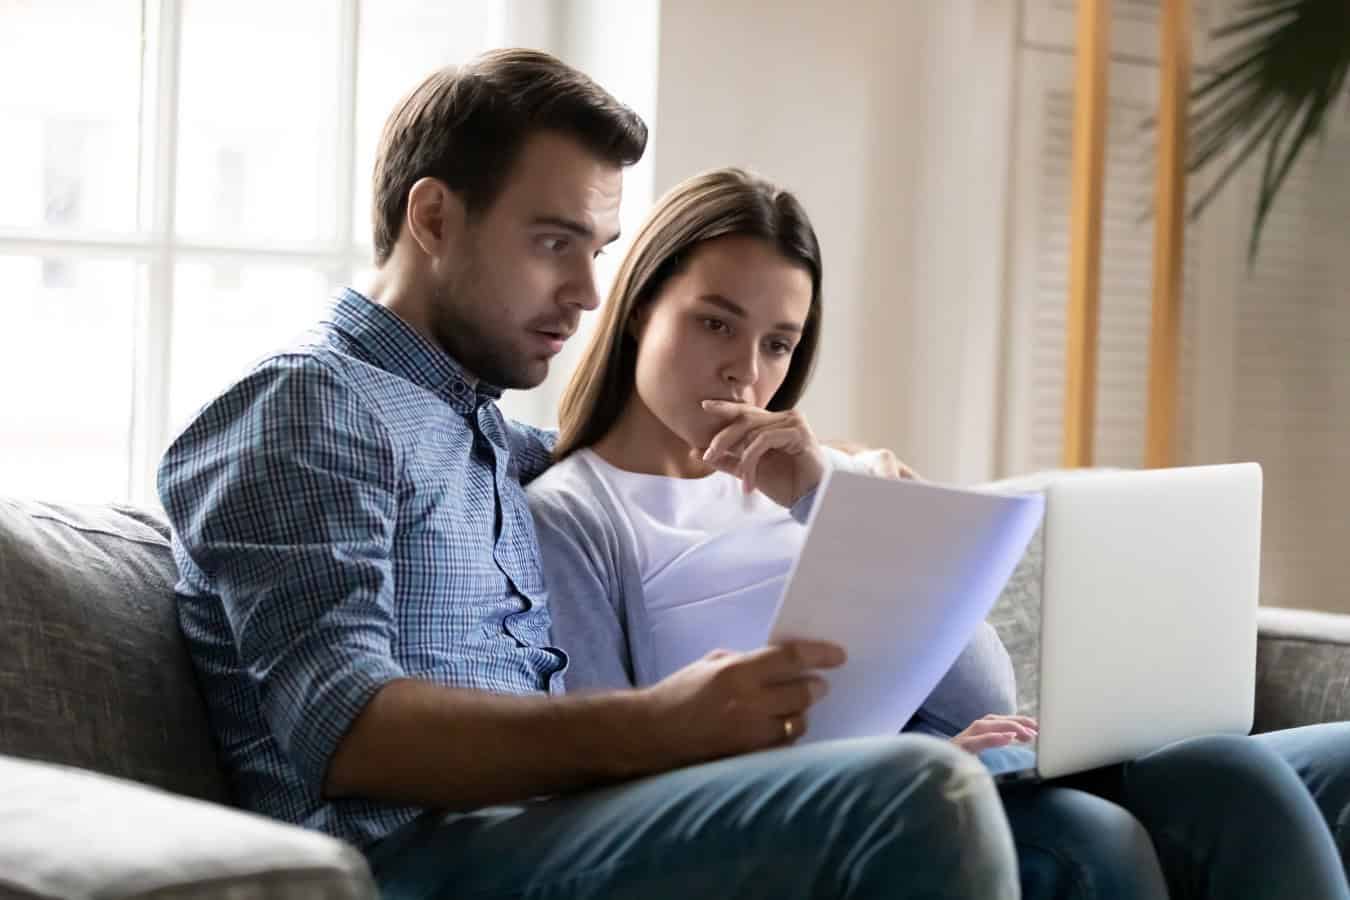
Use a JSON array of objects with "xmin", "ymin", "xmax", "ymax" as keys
[{"xmin": 527, "ymin": 454, "xmax": 1018, "ymax": 737}]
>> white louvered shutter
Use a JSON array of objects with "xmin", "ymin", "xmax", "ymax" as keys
[
  {"xmin": 1021, "ymin": 0, "xmax": 1216, "ymax": 64},
  {"xmin": 1002, "ymin": 52, "xmax": 1210, "ymax": 476}
]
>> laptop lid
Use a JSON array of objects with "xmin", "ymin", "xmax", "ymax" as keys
[{"xmin": 1034, "ymin": 463, "xmax": 1262, "ymax": 780}]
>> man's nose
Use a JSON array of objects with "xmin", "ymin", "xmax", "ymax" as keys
[{"xmin": 563, "ymin": 258, "xmax": 601, "ymax": 312}]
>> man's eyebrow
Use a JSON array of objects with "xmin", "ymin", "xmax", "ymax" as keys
[
  {"xmin": 531, "ymin": 216, "xmax": 621, "ymax": 246},
  {"xmin": 697, "ymin": 293, "xmax": 804, "ymax": 333}
]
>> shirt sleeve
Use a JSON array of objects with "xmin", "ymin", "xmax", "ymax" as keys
[
  {"xmin": 158, "ymin": 355, "xmax": 408, "ymax": 794},
  {"xmin": 528, "ymin": 487, "xmax": 638, "ymax": 692},
  {"xmin": 787, "ymin": 446, "xmax": 866, "ymax": 523},
  {"xmin": 505, "ymin": 421, "xmax": 559, "ymax": 486}
]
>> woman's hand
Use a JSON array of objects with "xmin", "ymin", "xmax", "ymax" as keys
[
  {"xmin": 950, "ymin": 714, "xmax": 1039, "ymax": 755},
  {"xmin": 698, "ymin": 400, "xmax": 826, "ymax": 508},
  {"xmin": 822, "ymin": 441, "xmax": 923, "ymax": 482}
]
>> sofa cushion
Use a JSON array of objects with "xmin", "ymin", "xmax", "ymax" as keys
[
  {"xmin": 1253, "ymin": 606, "xmax": 1350, "ymax": 733},
  {"xmin": 0, "ymin": 498, "xmax": 229, "ymax": 803},
  {"xmin": 0, "ymin": 753, "xmax": 375, "ymax": 900}
]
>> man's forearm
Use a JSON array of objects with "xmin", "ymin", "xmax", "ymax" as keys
[{"xmin": 324, "ymin": 678, "xmax": 670, "ymax": 810}]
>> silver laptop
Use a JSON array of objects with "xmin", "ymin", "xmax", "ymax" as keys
[{"xmin": 996, "ymin": 463, "xmax": 1262, "ymax": 783}]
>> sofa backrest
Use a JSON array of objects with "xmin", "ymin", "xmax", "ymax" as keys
[
  {"xmin": 988, "ymin": 522, "xmax": 1044, "ymax": 718},
  {"xmin": 0, "ymin": 498, "xmax": 230, "ymax": 804}
]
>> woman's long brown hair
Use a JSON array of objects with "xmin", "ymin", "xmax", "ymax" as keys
[{"xmin": 553, "ymin": 167, "xmax": 824, "ymax": 460}]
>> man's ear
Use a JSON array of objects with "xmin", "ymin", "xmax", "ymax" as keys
[{"xmin": 405, "ymin": 177, "xmax": 468, "ymax": 259}]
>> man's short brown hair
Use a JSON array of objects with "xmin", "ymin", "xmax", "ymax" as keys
[{"xmin": 370, "ymin": 48, "xmax": 648, "ymax": 265}]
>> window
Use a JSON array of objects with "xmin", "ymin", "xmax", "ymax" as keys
[{"xmin": 0, "ymin": 0, "xmax": 508, "ymax": 506}]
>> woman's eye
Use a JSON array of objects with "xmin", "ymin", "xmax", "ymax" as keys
[
  {"xmin": 767, "ymin": 340, "xmax": 794, "ymax": 356},
  {"xmin": 702, "ymin": 318, "xmax": 729, "ymax": 334}
]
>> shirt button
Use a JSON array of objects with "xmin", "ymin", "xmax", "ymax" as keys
[{"xmin": 451, "ymin": 381, "xmax": 468, "ymax": 396}]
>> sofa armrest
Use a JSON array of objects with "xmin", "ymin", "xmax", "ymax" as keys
[
  {"xmin": 1254, "ymin": 607, "xmax": 1350, "ymax": 734},
  {"xmin": 0, "ymin": 754, "xmax": 376, "ymax": 900}
]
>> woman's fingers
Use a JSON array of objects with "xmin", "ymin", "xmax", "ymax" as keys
[
  {"xmin": 953, "ymin": 732, "xmax": 1018, "ymax": 754},
  {"xmin": 738, "ymin": 427, "xmax": 804, "ymax": 494},
  {"xmin": 962, "ymin": 715, "xmax": 1037, "ymax": 742},
  {"xmin": 701, "ymin": 401, "xmax": 771, "ymax": 461}
]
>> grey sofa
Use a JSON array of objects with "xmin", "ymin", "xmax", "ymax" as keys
[{"xmin": 2, "ymin": 480, "xmax": 1348, "ymax": 898}]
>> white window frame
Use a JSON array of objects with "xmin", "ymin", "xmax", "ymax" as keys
[
  {"xmin": 0, "ymin": 0, "xmax": 511, "ymax": 507},
  {"xmin": 2, "ymin": 0, "xmax": 659, "ymax": 508}
]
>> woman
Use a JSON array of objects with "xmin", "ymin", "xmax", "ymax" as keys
[{"xmin": 528, "ymin": 167, "xmax": 1350, "ymax": 899}]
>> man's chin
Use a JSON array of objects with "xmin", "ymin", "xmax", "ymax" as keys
[{"xmin": 492, "ymin": 358, "xmax": 550, "ymax": 392}]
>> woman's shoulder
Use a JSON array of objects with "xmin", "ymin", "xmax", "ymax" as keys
[
  {"xmin": 528, "ymin": 449, "xmax": 598, "ymax": 500},
  {"xmin": 527, "ymin": 450, "xmax": 615, "ymax": 532}
]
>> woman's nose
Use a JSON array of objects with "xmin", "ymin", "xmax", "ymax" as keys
[{"xmin": 721, "ymin": 351, "xmax": 759, "ymax": 387}]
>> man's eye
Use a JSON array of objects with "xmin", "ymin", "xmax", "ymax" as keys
[{"xmin": 541, "ymin": 237, "xmax": 570, "ymax": 254}]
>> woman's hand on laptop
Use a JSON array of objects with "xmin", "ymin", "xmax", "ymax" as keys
[
  {"xmin": 639, "ymin": 640, "xmax": 845, "ymax": 766},
  {"xmin": 950, "ymin": 714, "xmax": 1039, "ymax": 755},
  {"xmin": 698, "ymin": 400, "xmax": 827, "ymax": 506}
]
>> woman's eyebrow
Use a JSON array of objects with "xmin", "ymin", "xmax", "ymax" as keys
[{"xmin": 698, "ymin": 293, "xmax": 803, "ymax": 334}]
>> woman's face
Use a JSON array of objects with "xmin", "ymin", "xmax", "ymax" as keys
[{"xmin": 630, "ymin": 234, "xmax": 814, "ymax": 452}]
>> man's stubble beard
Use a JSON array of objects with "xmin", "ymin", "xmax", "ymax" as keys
[{"xmin": 428, "ymin": 255, "xmax": 546, "ymax": 391}]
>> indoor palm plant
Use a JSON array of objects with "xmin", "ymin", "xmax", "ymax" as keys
[{"xmin": 1185, "ymin": 0, "xmax": 1350, "ymax": 258}]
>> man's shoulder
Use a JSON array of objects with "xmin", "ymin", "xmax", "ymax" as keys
[
  {"xmin": 245, "ymin": 336, "xmax": 386, "ymax": 396},
  {"xmin": 221, "ymin": 337, "xmax": 427, "ymax": 430}
]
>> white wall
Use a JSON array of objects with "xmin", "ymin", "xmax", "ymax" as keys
[
  {"xmin": 494, "ymin": 0, "xmax": 663, "ymax": 427},
  {"xmin": 652, "ymin": 0, "xmax": 1017, "ymax": 484}
]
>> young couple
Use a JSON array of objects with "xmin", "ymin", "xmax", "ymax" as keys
[{"xmin": 159, "ymin": 49, "xmax": 1350, "ymax": 900}]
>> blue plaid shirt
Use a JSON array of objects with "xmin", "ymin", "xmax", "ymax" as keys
[{"xmin": 158, "ymin": 288, "xmax": 566, "ymax": 849}]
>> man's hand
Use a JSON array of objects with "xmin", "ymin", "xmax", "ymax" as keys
[
  {"xmin": 640, "ymin": 641, "xmax": 845, "ymax": 767},
  {"xmin": 950, "ymin": 714, "xmax": 1038, "ymax": 755},
  {"xmin": 699, "ymin": 401, "xmax": 826, "ymax": 507}
]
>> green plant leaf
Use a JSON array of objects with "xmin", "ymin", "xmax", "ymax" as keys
[{"xmin": 1184, "ymin": 0, "xmax": 1350, "ymax": 260}]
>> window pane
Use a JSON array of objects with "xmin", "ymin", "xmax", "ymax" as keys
[
  {"xmin": 0, "ymin": 2, "xmax": 142, "ymax": 232},
  {"xmin": 352, "ymin": 0, "xmax": 495, "ymax": 247},
  {"xmin": 169, "ymin": 263, "xmax": 330, "ymax": 430},
  {"xmin": 0, "ymin": 256, "xmax": 137, "ymax": 503},
  {"xmin": 176, "ymin": 0, "xmax": 340, "ymax": 243}
]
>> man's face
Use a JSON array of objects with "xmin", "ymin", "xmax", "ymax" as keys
[{"xmin": 430, "ymin": 131, "xmax": 623, "ymax": 390}]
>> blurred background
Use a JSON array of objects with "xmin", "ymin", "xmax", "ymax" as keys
[{"xmin": 1, "ymin": 0, "xmax": 1346, "ymax": 613}]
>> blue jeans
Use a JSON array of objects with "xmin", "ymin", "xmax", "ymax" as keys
[
  {"xmin": 368, "ymin": 734, "xmax": 1019, "ymax": 899},
  {"xmin": 988, "ymin": 722, "xmax": 1350, "ymax": 899}
]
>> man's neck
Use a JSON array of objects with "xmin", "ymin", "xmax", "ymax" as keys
[{"xmin": 357, "ymin": 265, "xmax": 479, "ymax": 388}]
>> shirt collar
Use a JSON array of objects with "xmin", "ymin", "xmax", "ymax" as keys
[{"xmin": 325, "ymin": 288, "xmax": 503, "ymax": 412}]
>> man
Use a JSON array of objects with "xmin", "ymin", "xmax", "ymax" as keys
[{"xmin": 159, "ymin": 49, "xmax": 1018, "ymax": 899}]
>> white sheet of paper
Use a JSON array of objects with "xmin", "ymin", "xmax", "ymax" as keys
[{"xmin": 768, "ymin": 470, "xmax": 1045, "ymax": 743}]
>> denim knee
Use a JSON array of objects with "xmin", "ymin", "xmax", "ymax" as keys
[
  {"xmin": 1133, "ymin": 732, "xmax": 1303, "ymax": 805},
  {"xmin": 1121, "ymin": 733, "xmax": 1350, "ymax": 900},
  {"xmin": 1002, "ymin": 783, "xmax": 1167, "ymax": 900},
  {"xmin": 796, "ymin": 736, "xmax": 1018, "ymax": 899}
]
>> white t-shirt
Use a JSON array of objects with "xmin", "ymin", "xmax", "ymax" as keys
[{"xmin": 567, "ymin": 448, "xmax": 807, "ymax": 680}]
